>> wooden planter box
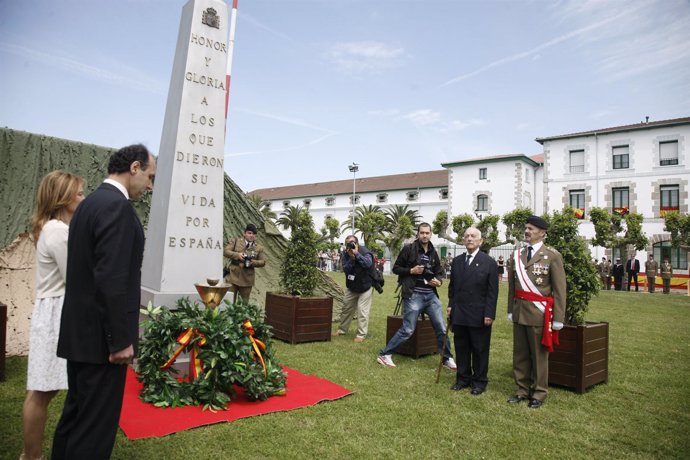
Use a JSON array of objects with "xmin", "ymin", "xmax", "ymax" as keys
[
  {"xmin": 265, "ymin": 292, "xmax": 333, "ymax": 344},
  {"xmin": 549, "ymin": 321, "xmax": 609, "ymax": 393},
  {"xmin": 386, "ymin": 315, "xmax": 438, "ymax": 358}
]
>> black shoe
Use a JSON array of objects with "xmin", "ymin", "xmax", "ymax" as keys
[
  {"xmin": 470, "ymin": 387, "xmax": 485, "ymax": 396},
  {"xmin": 528, "ymin": 399, "xmax": 543, "ymax": 409},
  {"xmin": 450, "ymin": 382, "xmax": 470, "ymax": 391},
  {"xmin": 507, "ymin": 395, "xmax": 528, "ymax": 404}
]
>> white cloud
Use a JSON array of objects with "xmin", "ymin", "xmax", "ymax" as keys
[
  {"xmin": 0, "ymin": 42, "xmax": 165, "ymax": 94},
  {"xmin": 399, "ymin": 109, "xmax": 441, "ymax": 126},
  {"xmin": 395, "ymin": 109, "xmax": 483, "ymax": 133},
  {"xmin": 327, "ymin": 41, "xmax": 406, "ymax": 73},
  {"xmin": 438, "ymin": 0, "xmax": 652, "ymax": 88}
]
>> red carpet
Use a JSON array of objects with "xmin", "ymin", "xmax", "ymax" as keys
[{"xmin": 119, "ymin": 367, "xmax": 352, "ymax": 439}]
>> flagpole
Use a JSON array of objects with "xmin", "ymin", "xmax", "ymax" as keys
[{"xmin": 224, "ymin": 0, "xmax": 238, "ymax": 139}]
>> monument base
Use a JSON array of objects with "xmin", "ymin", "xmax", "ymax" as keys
[{"xmin": 141, "ymin": 286, "xmax": 235, "ymax": 309}]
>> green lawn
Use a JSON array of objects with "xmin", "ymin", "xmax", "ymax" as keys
[{"xmin": 2, "ymin": 274, "xmax": 689, "ymax": 459}]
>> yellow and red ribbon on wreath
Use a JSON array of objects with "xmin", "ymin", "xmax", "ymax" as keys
[
  {"xmin": 242, "ymin": 320, "xmax": 267, "ymax": 378},
  {"xmin": 160, "ymin": 327, "xmax": 207, "ymax": 380}
]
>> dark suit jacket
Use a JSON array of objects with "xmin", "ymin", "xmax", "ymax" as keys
[
  {"xmin": 57, "ymin": 183, "xmax": 145, "ymax": 364},
  {"xmin": 625, "ymin": 258, "xmax": 640, "ymax": 274},
  {"xmin": 448, "ymin": 251, "xmax": 498, "ymax": 327}
]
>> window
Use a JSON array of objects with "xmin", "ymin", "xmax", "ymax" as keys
[
  {"xmin": 282, "ymin": 200, "xmax": 290, "ymax": 209},
  {"xmin": 660, "ymin": 185, "xmax": 679, "ymax": 216},
  {"xmin": 376, "ymin": 193, "xmax": 388, "ymax": 204},
  {"xmin": 612, "ymin": 187, "xmax": 629, "ymax": 214},
  {"xmin": 325, "ymin": 197, "xmax": 335, "ymax": 206},
  {"xmin": 406, "ymin": 191, "xmax": 418, "ymax": 201},
  {"xmin": 476, "ymin": 194, "xmax": 488, "ymax": 211},
  {"xmin": 303, "ymin": 199, "xmax": 311, "ymax": 208},
  {"xmin": 569, "ymin": 150, "xmax": 585, "ymax": 173},
  {"xmin": 653, "ymin": 241, "xmax": 687, "ymax": 270},
  {"xmin": 612, "ymin": 145, "xmax": 629, "ymax": 169},
  {"xmin": 479, "ymin": 168, "xmax": 487, "ymax": 180},
  {"xmin": 660, "ymin": 141, "xmax": 679, "ymax": 166},
  {"xmin": 439, "ymin": 188, "xmax": 448, "ymax": 200},
  {"xmin": 349, "ymin": 195, "xmax": 360, "ymax": 205},
  {"xmin": 569, "ymin": 190, "xmax": 585, "ymax": 219}
]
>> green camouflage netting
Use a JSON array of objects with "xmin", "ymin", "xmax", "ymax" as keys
[{"xmin": 0, "ymin": 127, "xmax": 342, "ymax": 307}]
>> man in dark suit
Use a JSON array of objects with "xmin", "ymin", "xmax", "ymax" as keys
[
  {"xmin": 507, "ymin": 216, "xmax": 566, "ymax": 409},
  {"xmin": 626, "ymin": 254, "xmax": 640, "ymax": 291},
  {"xmin": 52, "ymin": 144, "xmax": 156, "ymax": 459},
  {"xmin": 448, "ymin": 227, "xmax": 498, "ymax": 395}
]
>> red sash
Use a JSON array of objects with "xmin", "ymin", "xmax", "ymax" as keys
[{"xmin": 514, "ymin": 289, "xmax": 559, "ymax": 352}]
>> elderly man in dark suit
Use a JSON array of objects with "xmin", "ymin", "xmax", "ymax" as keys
[
  {"xmin": 448, "ymin": 227, "xmax": 498, "ymax": 395},
  {"xmin": 52, "ymin": 144, "xmax": 156, "ymax": 459},
  {"xmin": 507, "ymin": 216, "xmax": 566, "ymax": 409}
]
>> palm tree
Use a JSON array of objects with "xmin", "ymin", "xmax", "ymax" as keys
[
  {"xmin": 341, "ymin": 205, "xmax": 387, "ymax": 249},
  {"xmin": 385, "ymin": 205, "xmax": 420, "ymax": 229},
  {"xmin": 382, "ymin": 205, "xmax": 418, "ymax": 261},
  {"xmin": 275, "ymin": 205, "xmax": 304, "ymax": 233},
  {"xmin": 246, "ymin": 193, "xmax": 277, "ymax": 220}
]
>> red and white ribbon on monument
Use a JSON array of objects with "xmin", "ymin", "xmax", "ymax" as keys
[
  {"xmin": 513, "ymin": 247, "xmax": 559, "ymax": 352},
  {"xmin": 224, "ymin": 0, "xmax": 238, "ymax": 137}
]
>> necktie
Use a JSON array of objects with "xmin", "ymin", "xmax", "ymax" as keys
[
  {"xmin": 466, "ymin": 254, "xmax": 472, "ymax": 266},
  {"xmin": 527, "ymin": 246, "xmax": 533, "ymax": 262}
]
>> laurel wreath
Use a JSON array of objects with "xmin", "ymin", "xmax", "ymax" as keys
[{"xmin": 136, "ymin": 297, "xmax": 286, "ymax": 411}]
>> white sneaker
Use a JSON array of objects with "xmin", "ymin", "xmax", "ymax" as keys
[
  {"xmin": 443, "ymin": 357, "xmax": 457, "ymax": 370},
  {"xmin": 377, "ymin": 354, "xmax": 396, "ymax": 368}
]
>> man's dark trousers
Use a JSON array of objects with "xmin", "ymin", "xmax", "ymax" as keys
[
  {"xmin": 51, "ymin": 361, "xmax": 127, "ymax": 459},
  {"xmin": 453, "ymin": 324, "xmax": 491, "ymax": 389}
]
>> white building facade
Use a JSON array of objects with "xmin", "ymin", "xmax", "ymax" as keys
[
  {"xmin": 250, "ymin": 117, "xmax": 690, "ymax": 270},
  {"xmin": 538, "ymin": 117, "xmax": 690, "ymax": 268}
]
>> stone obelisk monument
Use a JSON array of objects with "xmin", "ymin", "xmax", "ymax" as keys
[{"xmin": 141, "ymin": 0, "xmax": 229, "ymax": 308}]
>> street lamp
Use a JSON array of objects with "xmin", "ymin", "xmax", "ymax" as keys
[{"xmin": 348, "ymin": 163, "xmax": 359, "ymax": 234}]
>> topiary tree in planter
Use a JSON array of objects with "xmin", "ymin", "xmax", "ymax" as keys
[
  {"xmin": 544, "ymin": 207, "xmax": 599, "ymax": 326},
  {"xmin": 544, "ymin": 207, "xmax": 609, "ymax": 393},
  {"xmin": 279, "ymin": 209, "xmax": 320, "ymax": 296},
  {"xmin": 266, "ymin": 208, "xmax": 333, "ymax": 343}
]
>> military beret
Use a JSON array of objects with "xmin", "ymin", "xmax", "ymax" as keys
[
  {"xmin": 245, "ymin": 223, "xmax": 258, "ymax": 234},
  {"xmin": 526, "ymin": 215, "xmax": 549, "ymax": 230}
]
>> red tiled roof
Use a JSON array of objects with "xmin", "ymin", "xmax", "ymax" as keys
[
  {"xmin": 536, "ymin": 117, "xmax": 690, "ymax": 143},
  {"xmin": 249, "ymin": 170, "xmax": 448, "ymax": 200}
]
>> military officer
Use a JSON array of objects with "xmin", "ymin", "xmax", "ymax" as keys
[
  {"xmin": 660, "ymin": 257, "xmax": 673, "ymax": 294},
  {"xmin": 224, "ymin": 223, "xmax": 267, "ymax": 304},
  {"xmin": 645, "ymin": 254, "xmax": 658, "ymax": 293},
  {"xmin": 598, "ymin": 257, "xmax": 612, "ymax": 290},
  {"xmin": 507, "ymin": 215, "xmax": 566, "ymax": 409}
]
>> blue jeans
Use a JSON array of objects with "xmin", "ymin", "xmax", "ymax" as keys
[{"xmin": 380, "ymin": 291, "xmax": 452, "ymax": 360}]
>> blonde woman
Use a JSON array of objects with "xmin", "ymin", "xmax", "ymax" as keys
[{"xmin": 21, "ymin": 171, "xmax": 84, "ymax": 460}]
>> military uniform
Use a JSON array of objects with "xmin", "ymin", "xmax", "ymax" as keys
[
  {"xmin": 224, "ymin": 237, "xmax": 266, "ymax": 303},
  {"xmin": 660, "ymin": 261, "xmax": 673, "ymax": 294},
  {"xmin": 598, "ymin": 259, "xmax": 612, "ymax": 290},
  {"xmin": 645, "ymin": 257, "xmax": 658, "ymax": 293},
  {"xmin": 508, "ymin": 243, "xmax": 566, "ymax": 403}
]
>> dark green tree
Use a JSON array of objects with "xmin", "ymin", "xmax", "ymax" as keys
[
  {"xmin": 279, "ymin": 209, "xmax": 320, "ymax": 296},
  {"xmin": 545, "ymin": 207, "xmax": 600, "ymax": 325}
]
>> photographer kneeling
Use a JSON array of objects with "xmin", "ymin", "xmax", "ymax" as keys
[{"xmin": 333, "ymin": 235, "xmax": 376, "ymax": 343}]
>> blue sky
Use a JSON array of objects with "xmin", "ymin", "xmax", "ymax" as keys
[{"xmin": 1, "ymin": 0, "xmax": 689, "ymax": 193}]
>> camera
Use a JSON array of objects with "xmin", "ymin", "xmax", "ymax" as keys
[
  {"xmin": 346, "ymin": 241, "xmax": 357, "ymax": 250},
  {"xmin": 243, "ymin": 252, "xmax": 255, "ymax": 268},
  {"xmin": 373, "ymin": 282, "xmax": 384, "ymax": 294},
  {"xmin": 422, "ymin": 264, "xmax": 436, "ymax": 281}
]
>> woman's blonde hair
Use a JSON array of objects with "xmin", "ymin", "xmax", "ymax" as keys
[{"xmin": 31, "ymin": 170, "xmax": 84, "ymax": 244}]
